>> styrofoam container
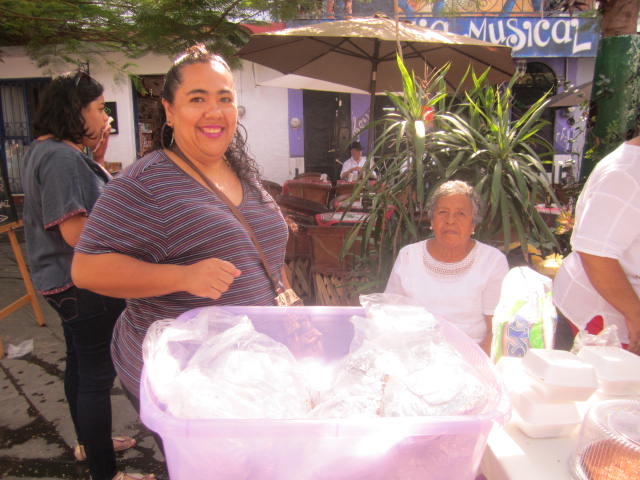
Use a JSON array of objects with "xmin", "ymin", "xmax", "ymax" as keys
[
  {"xmin": 577, "ymin": 346, "xmax": 640, "ymax": 396},
  {"xmin": 521, "ymin": 349, "xmax": 597, "ymax": 402},
  {"xmin": 510, "ymin": 385, "xmax": 581, "ymax": 438},
  {"xmin": 496, "ymin": 357, "xmax": 582, "ymax": 437},
  {"xmin": 511, "ymin": 408, "xmax": 580, "ymax": 439},
  {"xmin": 140, "ymin": 306, "xmax": 510, "ymax": 480}
]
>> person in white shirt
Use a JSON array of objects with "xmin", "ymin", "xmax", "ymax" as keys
[
  {"xmin": 385, "ymin": 180, "xmax": 509, "ymax": 354},
  {"xmin": 553, "ymin": 132, "xmax": 640, "ymax": 354},
  {"xmin": 340, "ymin": 141, "xmax": 376, "ymax": 181}
]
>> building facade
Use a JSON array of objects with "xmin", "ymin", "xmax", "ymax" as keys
[
  {"xmin": 286, "ymin": 0, "xmax": 599, "ymax": 180},
  {"xmin": 1, "ymin": 1, "xmax": 600, "ymax": 199}
]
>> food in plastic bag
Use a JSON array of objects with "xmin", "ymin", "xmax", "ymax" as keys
[
  {"xmin": 143, "ymin": 308, "xmax": 310, "ymax": 419},
  {"xmin": 310, "ymin": 296, "xmax": 497, "ymax": 418},
  {"xmin": 571, "ymin": 324, "xmax": 622, "ymax": 354},
  {"xmin": 491, "ymin": 267, "xmax": 557, "ymax": 361},
  {"xmin": 144, "ymin": 298, "xmax": 498, "ymax": 422}
]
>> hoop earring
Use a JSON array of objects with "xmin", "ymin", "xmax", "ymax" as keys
[{"xmin": 160, "ymin": 122, "xmax": 174, "ymax": 150}]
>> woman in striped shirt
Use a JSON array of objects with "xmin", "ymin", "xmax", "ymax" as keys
[{"xmin": 72, "ymin": 46, "xmax": 289, "ymax": 406}]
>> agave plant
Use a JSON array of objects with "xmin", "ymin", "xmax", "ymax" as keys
[
  {"xmin": 340, "ymin": 56, "xmax": 448, "ymax": 289},
  {"xmin": 431, "ymin": 72, "xmax": 559, "ymax": 256},
  {"xmin": 342, "ymin": 54, "xmax": 559, "ymax": 291}
]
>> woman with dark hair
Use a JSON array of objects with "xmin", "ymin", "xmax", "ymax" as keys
[
  {"xmin": 72, "ymin": 46, "xmax": 289, "ymax": 404},
  {"xmin": 21, "ymin": 72, "xmax": 147, "ymax": 480}
]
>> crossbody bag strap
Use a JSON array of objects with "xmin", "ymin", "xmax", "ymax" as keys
[{"xmin": 167, "ymin": 146, "xmax": 285, "ymax": 295}]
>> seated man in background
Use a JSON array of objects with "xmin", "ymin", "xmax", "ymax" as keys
[{"xmin": 340, "ymin": 141, "xmax": 376, "ymax": 181}]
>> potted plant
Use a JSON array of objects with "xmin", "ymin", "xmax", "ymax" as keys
[{"xmin": 343, "ymin": 55, "xmax": 560, "ymax": 291}]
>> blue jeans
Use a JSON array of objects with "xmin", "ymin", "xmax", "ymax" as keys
[{"xmin": 45, "ymin": 286, "xmax": 125, "ymax": 480}]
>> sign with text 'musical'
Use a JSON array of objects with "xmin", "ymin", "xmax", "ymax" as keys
[{"xmin": 411, "ymin": 16, "xmax": 599, "ymax": 57}]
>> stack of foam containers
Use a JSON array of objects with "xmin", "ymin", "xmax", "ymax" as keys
[
  {"xmin": 576, "ymin": 346, "xmax": 640, "ymax": 398},
  {"xmin": 497, "ymin": 349, "xmax": 598, "ymax": 438}
]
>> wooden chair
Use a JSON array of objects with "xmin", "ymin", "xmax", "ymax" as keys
[
  {"xmin": 306, "ymin": 225, "xmax": 367, "ymax": 306},
  {"xmin": 286, "ymin": 181, "xmax": 333, "ymax": 208},
  {"xmin": 261, "ymin": 179, "xmax": 282, "ymax": 199},
  {"xmin": 294, "ymin": 171, "xmax": 323, "ymax": 180},
  {"xmin": 284, "ymin": 223, "xmax": 314, "ymax": 304},
  {"xmin": 333, "ymin": 182, "xmax": 356, "ymax": 208},
  {"xmin": 277, "ymin": 195, "xmax": 331, "ymax": 225}
]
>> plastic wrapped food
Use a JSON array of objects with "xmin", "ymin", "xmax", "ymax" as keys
[
  {"xmin": 143, "ymin": 308, "xmax": 310, "ymax": 419},
  {"xmin": 140, "ymin": 305, "xmax": 510, "ymax": 480},
  {"xmin": 311, "ymin": 298, "xmax": 497, "ymax": 418},
  {"xmin": 144, "ymin": 299, "xmax": 498, "ymax": 422}
]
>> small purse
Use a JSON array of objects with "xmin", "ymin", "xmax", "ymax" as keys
[
  {"xmin": 169, "ymin": 146, "xmax": 303, "ymax": 306},
  {"xmin": 275, "ymin": 286, "xmax": 303, "ymax": 307}
]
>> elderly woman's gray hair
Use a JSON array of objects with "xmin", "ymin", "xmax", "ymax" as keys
[{"xmin": 427, "ymin": 180, "xmax": 483, "ymax": 225}]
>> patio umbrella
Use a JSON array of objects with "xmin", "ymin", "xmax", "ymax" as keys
[
  {"xmin": 237, "ymin": 15, "xmax": 515, "ymax": 104},
  {"xmin": 546, "ymin": 82, "xmax": 592, "ymax": 108},
  {"xmin": 253, "ymin": 63, "xmax": 369, "ymax": 94}
]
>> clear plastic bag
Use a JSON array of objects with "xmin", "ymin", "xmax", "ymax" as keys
[
  {"xmin": 310, "ymin": 295, "xmax": 497, "ymax": 418},
  {"xmin": 143, "ymin": 308, "xmax": 310, "ymax": 419},
  {"xmin": 571, "ymin": 324, "xmax": 622, "ymax": 354},
  {"xmin": 491, "ymin": 266, "xmax": 557, "ymax": 361}
]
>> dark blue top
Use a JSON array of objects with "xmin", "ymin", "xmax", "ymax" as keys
[{"xmin": 21, "ymin": 138, "xmax": 109, "ymax": 293}]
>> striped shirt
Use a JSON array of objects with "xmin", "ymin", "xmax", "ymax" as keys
[{"xmin": 75, "ymin": 150, "xmax": 288, "ymax": 395}]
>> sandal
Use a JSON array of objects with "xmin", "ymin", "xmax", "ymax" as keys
[
  {"xmin": 74, "ymin": 436, "xmax": 137, "ymax": 461},
  {"xmin": 112, "ymin": 473, "xmax": 156, "ymax": 480}
]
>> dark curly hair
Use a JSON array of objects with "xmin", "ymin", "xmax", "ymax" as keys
[
  {"xmin": 153, "ymin": 44, "xmax": 261, "ymax": 186},
  {"xmin": 33, "ymin": 71, "xmax": 104, "ymax": 144}
]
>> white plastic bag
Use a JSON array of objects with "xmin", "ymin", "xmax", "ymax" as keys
[
  {"xmin": 310, "ymin": 295, "xmax": 496, "ymax": 418},
  {"xmin": 491, "ymin": 267, "xmax": 557, "ymax": 361},
  {"xmin": 143, "ymin": 308, "xmax": 310, "ymax": 419}
]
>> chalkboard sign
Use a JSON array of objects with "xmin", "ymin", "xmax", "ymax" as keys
[{"xmin": 0, "ymin": 156, "xmax": 18, "ymax": 227}]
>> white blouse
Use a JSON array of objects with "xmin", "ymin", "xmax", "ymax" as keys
[
  {"xmin": 553, "ymin": 142, "xmax": 640, "ymax": 343},
  {"xmin": 385, "ymin": 240, "xmax": 509, "ymax": 343}
]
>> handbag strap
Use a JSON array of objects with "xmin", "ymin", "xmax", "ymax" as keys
[{"xmin": 168, "ymin": 146, "xmax": 285, "ymax": 295}]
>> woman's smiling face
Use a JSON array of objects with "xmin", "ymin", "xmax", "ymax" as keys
[{"xmin": 163, "ymin": 60, "xmax": 237, "ymax": 164}]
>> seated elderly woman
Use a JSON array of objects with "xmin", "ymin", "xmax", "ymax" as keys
[{"xmin": 385, "ymin": 180, "xmax": 509, "ymax": 354}]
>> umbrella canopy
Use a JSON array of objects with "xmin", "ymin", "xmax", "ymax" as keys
[
  {"xmin": 237, "ymin": 16, "xmax": 515, "ymax": 96},
  {"xmin": 253, "ymin": 63, "xmax": 369, "ymax": 94},
  {"xmin": 546, "ymin": 82, "xmax": 592, "ymax": 108}
]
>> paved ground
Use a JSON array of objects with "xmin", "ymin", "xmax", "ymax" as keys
[{"xmin": 0, "ymin": 232, "xmax": 168, "ymax": 480}]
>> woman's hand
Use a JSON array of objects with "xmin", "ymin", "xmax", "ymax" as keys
[
  {"xmin": 626, "ymin": 313, "xmax": 640, "ymax": 354},
  {"xmin": 73, "ymin": 252, "xmax": 240, "ymax": 300},
  {"xmin": 479, "ymin": 335, "xmax": 492, "ymax": 356},
  {"xmin": 92, "ymin": 119, "xmax": 112, "ymax": 164},
  {"xmin": 182, "ymin": 258, "xmax": 241, "ymax": 299}
]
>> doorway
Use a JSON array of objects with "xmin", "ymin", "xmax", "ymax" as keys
[
  {"xmin": 513, "ymin": 62, "xmax": 557, "ymax": 176},
  {"xmin": 303, "ymin": 91, "xmax": 351, "ymax": 182},
  {"xmin": 133, "ymin": 75, "xmax": 164, "ymax": 158},
  {"xmin": 0, "ymin": 78, "xmax": 51, "ymax": 195}
]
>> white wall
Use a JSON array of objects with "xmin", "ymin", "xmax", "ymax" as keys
[
  {"xmin": 234, "ymin": 63, "xmax": 292, "ymax": 183},
  {"xmin": 1, "ymin": 48, "xmax": 293, "ymax": 185}
]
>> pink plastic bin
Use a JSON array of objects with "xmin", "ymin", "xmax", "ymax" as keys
[{"xmin": 140, "ymin": 306, "xmax": 510, "ymax": 480}]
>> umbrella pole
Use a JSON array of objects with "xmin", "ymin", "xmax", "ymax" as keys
[
  {"xmin": 366, "ymin": 83, "xmax": 376, "ymax": 158},
  {"xmin": 367, "ymin": 41, "xmax": 380, "ymax": 158}
]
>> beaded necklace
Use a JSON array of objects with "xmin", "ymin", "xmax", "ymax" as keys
[{"xmin": 422, "ymin": 240, "xmax": 478, "ymax": 277}]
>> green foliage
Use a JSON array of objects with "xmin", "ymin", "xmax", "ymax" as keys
[
  {"xmin": 0, "ymin": 0, "xmax": 318, "ymax": 69},
  {"xmin": 432, "ymin": 73, "xmax": 558, "ymax": 254},
  {"xmin": 342, "ymin": 54, "xmax": 558, "ymax": 291}
]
